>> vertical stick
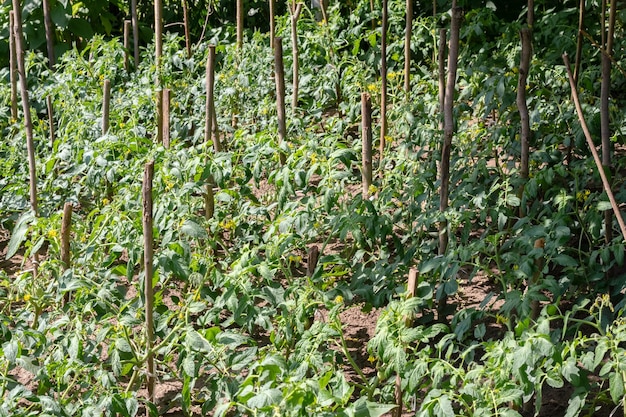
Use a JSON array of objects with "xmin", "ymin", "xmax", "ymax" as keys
[
  {"xmin": 274, "ymin": 37, "xmax": 287, "ymax": 165},
  {"xmin": 307, "ymin": 245, "xmax": 319, "ymax": 277},
  {"xmin": 269, "ymin": 0, "xmax": 275, "ymax": 48},
  {"xmin": 61, "ymin": 202, "xmax": 72, "ymax": 304},
  {"xmin": 182, "ymin": 0, "xmax": 192, "ymax": 58},
  {"xmin": 437, "ymin": 28, "xmax": 446, "ymax": 132},
  {"xmin": 212, "ymin": 104, "xmax": 220, "ymax": 151},
  {"xmin": 205, "ymin": 45, "xmax": 220, "ymax": 152},
  {"xmin": 154, "ymin": 0, "xmax": 163, "ymax": 145},
  {"xmin": 361, "ymin": 92, "xmax": 373, "ymax": 198},
  {"xmin": 573, "ymin": 0, "xmax": 585, "ymax": 86},
  {"xmin": 438, "ymin": 4, "xmax": 461, "ymax": 321},
  {"xmin": 142, "ymin": 161, "xmax": 156, "ymax": 410},
  {"xmin": 124, "ymin": 19, "xmax": 131, "ymax": 71},
  {"xmin": 290, "ymin": 2, "xmax": 303, "ymax": 112},
  {"xmin": 379, "ymin": 0, "xmax": 388, "ymax": 156},
  {"xmin": 162, "ymin": 88, "xmax": 170, "ymax": 148},
  {"xmin": 12, "ymin": 0, "xmax": 38, "ymax": 216},
  {"xmin": 517, "ymin": 28, "xmax": 532, "ymax": 217},
  {"xmin": 404, "ymin": 0, "xmax": 413, "ymax": 97},
  {"xmin": 102, "ymin": 79, "xmax": 111, "ymax": 136},
  {"xmin": 42, "ymin": 0, "xmax": 55, "ymax": 69},
  {"xmin": 9, "ymin": 11, "xmax": 19, "ymax": 121},
  {"xmin": 131, "ymin": 0, "xmax": 139, "ymax": 67},
  {"xmin": 156, "ymin": 90, "xmax": 163, "ymax": 145},
  {"xmin": 47, "ymin": 95, "xmax": 55, "ymax": 147},
  {"xmin": 237, "ymin": 0, "xmax": 244, "ymax": 49}
]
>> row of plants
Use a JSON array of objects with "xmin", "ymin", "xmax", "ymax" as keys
[{"xmin": 1, "ymin": 1, "xmax": 626, "ymax": 415}]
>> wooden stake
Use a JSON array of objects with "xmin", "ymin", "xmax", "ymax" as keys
[
  {"xmin": 42, "ymin": 0, "xmax": 55, "ymax": 69},
  {"xmin": 361, "ymin": 92, "xmax": 373, "ymax": 198},
  {"xmin": 102, "ymin": 79, "xmax": 111, "ymax": 135},
  {"xmin": 517, "ymin": 28, "xmax": 532, "ymax": 217},
  {"xmin": 379, "ymin": 0, "xmax": 388, "ymax": 156},
  {"xmin": 142, "ymin": 160, "xmax": 156, "ymax": 410},
  {"xmin": 573, "ymin": 0, "xmax": 585, "ymax": 86},
  {"xmin": 437, "ymin": 28, "xmax": 446, "ymax": 132},
  {"xmin": 236, "ymin": 0, "xmax": 244, "ymax": 49},
  {"xmin": 274, "ymin": 37, "xmax": 287, "ymax": 165},
  {"xmin": 182, "ymin": 0, "xmax": 192, "ymax": 58},
  {"xmin": 156, "ymin": 89, "xmax": 163, "ymax": 144},
  {"xmin": 12, "ymin": 0, "xmax": 38, "ymax": 216},
  {"xmin": 162, "ymin": 88, "xmax": 170, "ymax": 148},
  {"xmin": 563, "ymin": 53, "xmax": 626, "ymax": 242},
  {"xmin": 131, "ymin": 0, "xmax": 139, "ymax": 67},
  {"xmin": 404, "ymin": 0, "xmax": 413, "ymax": 96},
  {"xmin": 123, "ymin": 19, "xmax": 131, "ymax": 71},
  {"xmin": 307, "ymin": 246, "xmax": 319, "ymax": 277},
  {"xmin": 205, "ymin": 45, "xmax": 220, "ymax": 152},
  {"xmin": 46, "ymin": 95, "xmax": 55, "ymax": 147},
  {"xmin": 269, "ymin": 0, "xmax": 275, "ymax": 49},
  {"xmin": 9, "ymin": 11, "xmax": 18, "ymax": 121}
]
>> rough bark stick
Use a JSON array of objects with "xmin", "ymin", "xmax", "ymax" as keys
[
  {"xmin": 573, "ymin": 0, "xmax": 585, "ymax": 86},
  {"xmin": 290, "ymin": 2, "xmax": 303, "ymax": 112},
  {"xmin": 142, "ymin": 161, "xmax": 156, "ymax": 410},
  {"xmin": 47, "ymin": 95, "xmax": 55, "ymax": 147},
  {"xmin": 601, "ymin": 0, "xmax": 617, "ymax": 243},
  {"xmin": 102, "ymin": 79, "xmax": 111, "ymax": 135},
  {"xmin": 379, "ymin": 0, "xmax": 388, "ymax": 156},
  {"xmin": 162, "ymin": 88, "xmax": 170, "ymax": 148},
  {"xmin": 124, "ymin": 19, "xmax": 131, "ymax": 71},
  {"xmin": 182, "ymin": 0, "xmax": 192, "ymax": 58},
  {"xmin": 9, "ymin": 11, "xmax": 19, "ymax": 121},
  {"xmin": 517, "ymin": 28, "xmax": 532, "ymax": 217},
  {"xmin": 563, "ymin": 53, "xmax": 626, "ymax": 242},
  {"xmin": 437, "ymin": 28, "xmax": 446, "ymax": 132},
  {"xmin": 236, "ymin": 0, "xmax": 244, "ymax": 49},
  {"xmin": 307, "ymin": 246, "xmax": 319, "ymax": 277},
  {"xmin": 362, "ymin": 92, "xmax": 373, "ymax": 198},
  {"xmin": 42, "ymin": 0, "xmax": 55, "ymax": 69},
  {"xmin": 205, "ymin": 45, "xmax": 220, "ymax": 152},
  {"xmin": 154, "ymin": 0, "xmax": 162, "ymax": 69},
  {"xmin": 269, "ymin": 0, "xmax": 275, "ymax": 48},
  {"xmin": 131, "ymin": 0, "xmax": 139, "ymax": 67},
  {"xmin": 60, "ymin": 203, "xmax": 72, "ymax": 270},
  {"xmin": 404, "ymin": 0, "xmax": 413, "ymax": 96},
  {"xmin": 12, "ymin": 0, "xmax": 38, "ymax": 216},
  {"xmin": 156, "ymin": 90, "xmax": 163, "ymax": 145},
  {"xmin": 527, "ymin": 0, "xmax": 534, "ymax": 29},
  {"xmin": 274, "ymin": 37, "xmax": 287, "ymax": 165}
]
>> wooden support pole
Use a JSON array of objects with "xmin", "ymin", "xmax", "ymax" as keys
[
  {"xmin": 274, "ymin": 37, "xmax": 287, "ymax": 165},
  {"xmin": 102, "ymin": 79, "xmax": 111, "ymax": 135},
  {"xmin": 563, "ymin": 53, "xmax": 626, "ymax": 243},
  {"xmin": 162, "ymin": 88, "xmax": 170, "ymax": 148},
  {"xmin": 47, "ymin": 95, "xmax": 55, "ymax": 147},
  {"xmin": 361, "ymin": 92, "xmax": 373, "ymax": 198},
  {"xmin": 142, "ymin": 161, "xmax": 156, "ymax": 410},
  {"xmin": 236, "ymin": 0, "xmax": 244, "ymax": 49},
  {"xmin": 517, "ymin": 27, "xmax": 532, "ymax": 218},
  {"xmin": 12, "ymin": 0, "xmax": 38, "ymax": 216},
  {"xmin": 437, "ymin": 28, "xmax": 446, "ymax": 132},
  {"xmin": 307, "ymin": 246, "xmax": 319, "ymax": 277},
  {"xmin": 124, "ymin": 19, "xmax": 131, "ymax": 71},
  {"xmin": 182, "ymin": 0, "xmax": 192, "ymax": 58},
  {"xmin": 9, "ymin": 11, "xmax": 19, "ymax": 121},
  {"xmin": 205, "ymin": 45, "xmax": 220, "ymax": 152},
  {"xmin": 379, "ymin": 0, "xmax": 388, "ymax": 156},
  {"xmin": 42, "ymin": 0, "xmax": 55, "ymax": 69},
  {"xmin": 269, "ymin": 0, "xmax": 276, "ymax": 49},
  {"xmin": 404, "ymin": 0, "xmax": 413, "ymax": 97},
  {"xmin": 131, "ymin": 0, "xmax": 139, "ymax": 67},
  {"xmin": 290, "ymin": 2, "xmax": 303, "ymax": 112}
]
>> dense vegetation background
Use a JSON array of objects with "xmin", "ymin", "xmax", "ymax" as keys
[{"xmin": 1, "ymin": 0, "xmax": 626, "ymax": 416}]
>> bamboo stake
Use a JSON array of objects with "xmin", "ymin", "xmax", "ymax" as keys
[
  {"xmin": 46, "ymin": 95, "xmax": 55, "ymax": 147},
  {"xmin": 12, "ymin": 0, "xmax": 38, "ymax": 216},
  {"xmin": 124, "ymin": 19, "xmax": 131, "ymax": 71},
  {"xmin": 563, "ymin": 53, "xmax": 626, "ymax": 242},
  {"xmin": 274, "ymin": 37, "xmax": 287, "ymax": 165},
  {"xmin": 379, "ymin": 0, "xmax": 388, "ymax": 156},
  {"xmin": 9, "ymin": 11, "xmax": 18, "ymax": 121},
  {"xmin": 290, "ymin": 2, "xmax": 303, "ymax": 112},
  {"xmin": 42, "ymin": 0, "xmax": 55, "ymax": 69},
  {"xmin": 404, "ymin": 0, "xmax": 413, "ymax": 97},
  {"xmin": 162, "ymin": 88, "xmax": 170, "ymax": 148},
  {"xmin": 362, "ymin": 92, "xmax": 373, "ymax": 198},
  {"xmin": 102, "ymin": 79, "xmax": 111, "ymax": 135},
  {"xmin": 131, "ymin": 0, "xmax": 139, "ymax": 67},
  {"xmin": 142, "ymin": 160, "xmax": 156, "ymax": 411}
]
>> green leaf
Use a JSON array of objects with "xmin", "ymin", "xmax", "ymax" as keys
[
  {"xmin": 247, "ymin": 388, "xmax": 281, "ymax": 408},
  {"xmin": 353, "ymin": 399, "xmax": 397, "ymax": 417},
  {"xmin": 552, "ymin": 254, "xmax": 578, "ymax": 267},
  {"xmin": 180, "ymin": 220, "xmax": 207, "ymax": 239},
  {"xmin": 6, "ymin": 211, "xmax": 35, "ymax": 260},
  {"xmin": 186, "ymin": 329, "xmax": 212, "ymax": 353},
  {"xmin": 597, "ymin": 201, "xmax": 612, "ymax": 211},
  {"xmin": 609, "ymin": 372, "xmax": 624, "ymax": 404}
]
